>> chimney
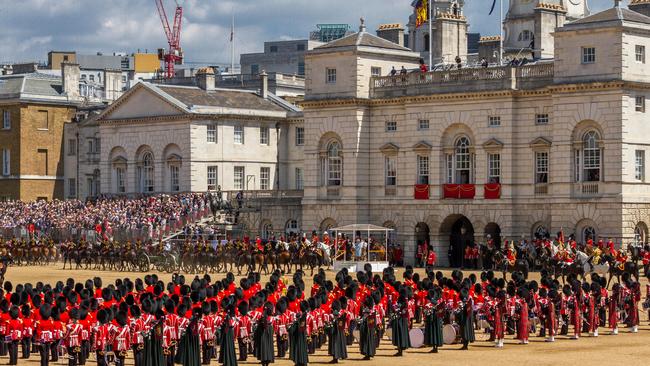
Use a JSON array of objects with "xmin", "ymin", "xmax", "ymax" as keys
[
  {"xmin": 104, "ymin": 69, "xmax": 124, "ymax": 101},
  {"xmin": 376, "ymin": 23, "xmax": 405, "ymax": 47},
  {"xmin": 629, "ymin": 0, "xmax": 650, "ymax": 17},
  {"xmin": 11, "ymin": 62, "xmax": 39, "ymax": 74},
  {"xmin": 260, "ymin": 70, "xmax": 268, "ymax": 99},
  {"xmin": 195, "ymin": 67, "xmax": 215, "ymax": 91},
  {"xmin": 61, "ymin": 62, "xmax": 80, "ymax": 99}
]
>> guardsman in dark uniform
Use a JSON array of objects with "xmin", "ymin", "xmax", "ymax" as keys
[
  {"xmin": 423, "ymin": 289, "xmax": 443, "ymax": 353},
  {"xmin": 358, "ymin": 296, "xmax": 377, "ymax": 360},
  {"xmin": 390, "ymin": 289, "xmax": 410, "ymax": 357},
  {"xmin": 288, "ymin": 301, "xmax": 309, "ymax": 366},
  {"xmin": 253, "ymin": 302, "xmax": 275, "ymax": 366},
  {"xmin": 458, "ymin": 288, "xmax": 475, "ymax": 350}
]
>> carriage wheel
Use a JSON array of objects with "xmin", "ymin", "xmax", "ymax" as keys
[
  {"xmin": 138, "ymin": 254, "xmax": 151, "ymax": 272},
  {"xmin": 165, "ymin": 255, "xmax": 178, "ymax": 273},
  {"xmin": 180, "ymin": 259, "xmax": 194, "ymax": 274},
  {"xmin": 155, "ymin": 257, "xmax": 166, "ymax": 273}
]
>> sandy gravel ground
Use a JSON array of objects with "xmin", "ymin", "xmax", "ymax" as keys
[{"xmin": 3, "ymin": 263, "xmax": 649, "ymax": 366}]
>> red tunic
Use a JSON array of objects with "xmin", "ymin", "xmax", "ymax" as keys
[{"xmin": 6, "ymin": 318, "xmax": 23, "ymax": 341}]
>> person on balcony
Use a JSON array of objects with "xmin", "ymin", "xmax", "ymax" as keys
[{"xmin": 418, "ymin": 59, "xmax": 428, "ymax": 73}]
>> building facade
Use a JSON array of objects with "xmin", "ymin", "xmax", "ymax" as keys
[
  {"xmin": 240, "ymin": 40, "xmax": 323, "ymax": 77},
  {"xmin": 298, "ymin": 5, "xmax": 650, "ymax": 266}
]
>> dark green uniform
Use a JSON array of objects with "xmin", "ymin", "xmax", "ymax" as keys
[
  {"xmin": 144, "ymin": 320, "xmax": 165, "ymax": 366},
  {"xmin": 253, "ymin": 317, "xmax": 275, "ymax": 365},
  {"xmin": 458, "ymin": 298, "xmax": 475, "ymax": 349},
  {"xmin": 359, "ymin": 310, "xmax": 378, "ymax": 358},
  {"xmin": 219, "ymin": 316, "xmax": 238, "ymax": 366},
  {"xmin": 174, "ymin": 317, "xmax": 200, "ymax": 366},
  {"xmin": 327, "ymin": 311, "xmax": 348, "ymax": 361},
  {"xmin": 423, "ymin": 304, "xmax": 443, "ymax": 351},
  {"xmin": 288, "ymin": 314, "xmax": 309, "ymax": 366},
  {"xmin": 390, "ymin": 302, "xmax": 411, "ymax": 352}
]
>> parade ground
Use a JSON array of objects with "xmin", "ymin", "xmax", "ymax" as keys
[{"xmin": 5, "ymin": 264, "xmax": 649, "ymax": 366}]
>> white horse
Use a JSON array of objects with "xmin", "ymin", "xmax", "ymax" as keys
[
  {"xmin": 315, "ymin": 241, "xmax": 332, "ymax": 268},
  {"xmin": 575, "ymin": 250, "xmax": 609, "ymax": 276}
]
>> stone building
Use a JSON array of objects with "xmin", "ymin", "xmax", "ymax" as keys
[
  {"xmin": 298, "ymin": 4, "xmax": 650, "ymax": 266},
  {"xmin": 0, "ymin": 63, "xmax": 105, "ymax": 201}
]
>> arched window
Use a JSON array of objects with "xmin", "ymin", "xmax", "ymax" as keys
[
  {"xmin": 139, "ymin": 152, "xmax": 155, "ymax": 193},
  {"xmin": 634, "ymin": 222, "xmax": 648, "ymax": 244},
  {"xmin": 582, "ymin": 226, "xmax": 596, "ymax": 243},
  {"xmin": 582, "ymin": 131, "xmax": 601, "ymax": 182},
  {"xmin": 327, "ymin": 141, "xmax": 342, "ymax": 186},
  {"xmin": 286, "ymin": 220, "xmax": 299, "ymax": 234},
  {"xmin": 534, "ymin": 225, "xmax": 549, "ymax": 240},
  {"xmin": 261, "ymin": 222, "xmax": 273, "ymax": 240},
  {"xmin": 454, "ymin": 137, "xmax": 472, "ymax": 184}
]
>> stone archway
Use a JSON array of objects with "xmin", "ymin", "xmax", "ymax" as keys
[
  {"xmin": 484, "ymin": 222, "xmax": 502, "ymax": 249},
  {"xmin": 414, "ymin": 222, "xmax": 430, "ymax": 266},
  {"xmin": 440, "ymin": 215, "xmax": 474, "ymax": 268}
]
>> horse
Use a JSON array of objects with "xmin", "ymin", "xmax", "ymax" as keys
[
  {"xmin": 606, "ymin": 259, "xmax": 639, "ymax": 289},
  {"xmin": 492, "ymin": 251, "xmax": 530, "ymax": 279},
  {"xmin": 575, "ymin": 250, "xmax": 609, "ymax": 277},
  {"xmin": 314, "ymin": 241, "xmax": 332, "ymax": 268}
]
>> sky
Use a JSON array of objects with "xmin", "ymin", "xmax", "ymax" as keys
[{"xmin": 0, "ymin": 0, "xmax": 622, "ymax": 66}]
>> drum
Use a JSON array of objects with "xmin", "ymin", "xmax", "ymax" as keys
[
  {"xmin": 408, "ymin": 328, "xmax": 424, "ymax": 348},
  {"xmin": 477, "ymin": 315, "xmax": 490, "ymax": 330},
  {"xmin": 352, "ymin": 329, "xmax": 360, "ymax": 342},
  {"xmin": 442, "ymin": 323, "xmax": 460, "ymax": 345}
]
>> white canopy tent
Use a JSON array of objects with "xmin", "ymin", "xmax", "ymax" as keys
[{"xmin": 330, "ymin": 224, "xmax": 392, "ymax": 267}]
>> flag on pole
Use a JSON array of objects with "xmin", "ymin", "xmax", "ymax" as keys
[
  {"xmin": 489, "ymin": 0, "xmax": 497, "ymax": 15},
  {"xmin": 414, "ymin": 0, "xmax": 429, "ymax": 28}
]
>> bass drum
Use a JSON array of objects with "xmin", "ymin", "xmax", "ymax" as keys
[
  {"xmin": 408, "ymin": 328, "xmax": 424, "ymax": 348},
  {"xmin": 477, "ymin": 315, "xmax": 490, "ymax": 330},
  {"xmin": 352, "ymin": 329, "xmax": 360, "ymax": 343},
  {"xmin": 442, "ymin": 323, "xmax": 460, "ymax": 345}
]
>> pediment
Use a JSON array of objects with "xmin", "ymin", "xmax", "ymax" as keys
[
  {"xmin": 412, "ymin": 141, "xmax": 433, "ymax": 151},
  {"xmin": 482, "ymin": 138, "xmax": 504, "ymax": 150},
  {"xmin": 99, "ymin": 83, "xmax": 188, "ymax": 121},
  {"xmin": 529, "ymin": 137, "xmax": 552, "ymax": 148},
  {"xmin": 380, "ymin": 143, "xmax": 400, "ymax": 154}
]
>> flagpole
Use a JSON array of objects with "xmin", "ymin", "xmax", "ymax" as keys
[
  {"xmin": 499, "ymin": 0, "xmax": 503, "ymax": 65},
  {"xmin": 231, "ymin": 13, "xmax": 235, "ymax": 74},
  {"xmin": 428, "ymin": 0, "xmax": 433, "ymax": 68}
]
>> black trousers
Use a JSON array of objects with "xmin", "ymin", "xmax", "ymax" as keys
[
  {"xmin": 21, "ymin": 337, "xmax": 31, "ymax": 359},
  {"xmin": 202, "ymin": 342, "xmax": 213, "ymax": 365},
  {"xmin": 80, "ymin": 340, "xmax": 89, "ymax": 365},
  {"xmin": 276, "ymin": 337, "xmax": 287, "ymax": 358},
  {"xmin": 237, "ymin": 338, "xmax": 247, "ymax": 361},
  {"xmin": 40, "ymin": 343, "xmax": 51, "ymax": 366},
  {"xmin": 0, "ymin": 336, "xmax": 8, "ymax": 356},
  {"xmin": 166, "ymin": 345, "xmax": 175, "ymax": 366},
  {"xmin": 133, "ymin": 345, "xmax": 144, "ymax": 366},
  {"xmin": 51, "ymin": 340, "xmax": 59, "ymax": 362},
  {"xmin": 8, "ymin": 340, "xmax": 18, "ymax": 365},
  {"xmin": 67, "ymin": 346, "xmax": 79, "ymax": 366},
  {"xmin": 96, "ymin": 351, "xmax": 107, "ymax": 366}
]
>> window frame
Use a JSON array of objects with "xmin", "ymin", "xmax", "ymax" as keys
[
  {"xmin": 234, "ymin": 166, "xmax": 245, "ymax": 190},
  {"xmin": 385, "ymin": 121, "xmax": 397, "ymax": 132},
  {"xmin": 68, "ymin": 139, "xmax": 77, "ymax": 156},
  {"xmin": 535, "ymin": 151, "xmax": 549, "ymax": 184},
  {"xmin": 418, "ymin": 119, "xmax": 430, "ymax": 130},
  {"xmin": 295, "ymin": 167, "xmax": 304, "ymax": 189},
  {"xmin": 207, "ymin": 124, "xmax": 217, "ymax": 143},
  {"xmin": 385, "ymin": 156, "xmax": 397, "ymax": 186},
  {"xmin": 2, "ymin": 110, "xmax": 10, "ymax": 130},
  {"xmin": 2, "ymin": 148, "xmax": 9, "ymax": 176},
  {"xmin": 234, "ymin": 125, "xmax": 244, "ymax": 144},
  {"xmin": 326, "ymin": 68, "xmax": 337, "ymax": 84},
  {"xmin": 295, "ymin": 127, "xmax": 304, "ymax": 146},
  {"xmin": 487, "ymin": 153, "xmax": 501, "ymax": 184},
  {"xmin": 535, "ymin": 114, "xmax": 549, "ymax": 125},
  {"xmin": 582, "ymin": 47, "xmax": 596, "ymax": 64},
  {"xmin": 68, "ymin": 178, "xmax": 76, "ymax": 198},
  {"xmin": 327, "ymin": 141, "xmax": 342, "ymax": 186},
  {"xmin": 582, "ymin": 131, "xmax": 601, "ymax": 182},
  {"xmin": 635, "ymin": 95, "xmax": 646, "ymax": 113},
  {"xmin": 207, "ymin": 166, "xmax": 218, "ymax": 191},
  {"xmin": 417, "ymin": 155, "xmax": 429, "ymax": 185},
  {"xmin": 488, "ymin": 116, "xmax": 501, "ymax": 127},
  {"xmin": 371, "ymin": 67, "xmax": 382, "ymax": 77},
  {"xmin": 115, "ymin": 166, "xmax": 126, "ymax": 193},
  {"xmin": 260, "ymin": 167, "xmax": 270, "ymax": 190},
  {"xmin": 259, "ymin": 126, "xmax": 270, "ymax": 145},
  {"xmin": 636, "ymin": 45, "xmax": 646, "ymax": 64},
  {"xmin": 169, "ymin": 164, "xmax": 180, "ymax": 192},
  {"xmin": 635, "ymin": 150, "xmax": 645, "ymax": 181}
]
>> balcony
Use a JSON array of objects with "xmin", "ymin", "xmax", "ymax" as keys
[
  {"xmin": 572, "ymin": 182, "xmax": 600, "ymax": 198},
  {"xmin": 484, "ymin": 183, "xmax": 501, "ymax": 199},
  {"xmin": 414, "ymin": 184, "xmax": 429, "ymax": 200},
  {"xmin": 370, "ymin": 63, "xmax": 554, "ymax": 99},
  {"xmin": 443, "ymin": 184, "xmax": 475, "ymax": 199},
  {"xmin": 534, "ymin": 183, "xmax": 548, "ymax": 196}
]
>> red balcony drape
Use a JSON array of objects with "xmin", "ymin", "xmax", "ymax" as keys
[
  {"xmin": 484, "ymin": 183, "xmax": 501, "ymax": 199},
  {"xmin": 414, "ymin": 184, "xmax": 430, "ymax": 200}
]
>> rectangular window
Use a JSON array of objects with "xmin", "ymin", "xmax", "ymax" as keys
[
  {"xmin": 234, "ymin": 125, "xmax": 244, "ymax": 144},
  {"xmin": 298, "ymin": 62, "xmax": 305, "ymax": 76},
  {"xmin": 636, "ymin": 150, "xmax": 645, "ymax": 181},
  {"xmin": 116, "ymin": 167, "xmax": 125, "ymax": 193},
  {"xmin": 417, "ymin": 155, "xmax": 429, "ymax": 185},
  {"xmin": 1, "ymin": 149, "xmax": 9, "ymax": 176},
  {"xmin": 385, "ymin": 121, "xmax": 397, "ymax": 132},
  {"xmin": 260, "ymin": 126, "xmax": 270, "ymax": 145},
  {"xmin": 295, "ymin": 127, "xmax": 304, "ymax": 146},
  {"xmin": 326, "ymin": 68, "xmax": 337, "ymax": 84},
  {"xmin": 297, "ymin": 43, "xmax": 306, "ymax": 51},
  {"xmin": 207, "ymin": 166, "xmax": 218, "ymax": 191},
  {"xmin": 636, "ymin": 45, "xmax": 646, "ymax": 63},
  {"xmin": 418, "ymin": 119, "xmax": 429, "ymax": 130},
  {"xmin": 535, "ymin": 114, "xmax": 549, "ymax": 125},
  {"xmin": 270, "ymin": 45, "xmax": 278, "ymax": 53},
  {"xmin": 68, "ymin": 178, "xmax": 76, "ymax": 197},
  {"xmin": 488, "ymin": 116, "xmax": 501, "ymax": 127},
  {"xmin": 2, "ymin": 110, "xmax": 10, "ymax": 130},
  {"xmin": 446, "ymin": 154, "xmax": 453, "ymax": 184},
  {"xmin": 87, "ymin": 139, "xmax": 94, "ymax": 154},
  {"xmin": 260, "ymin": 167, "xmax": 270, "ymax": 190},
  {"xmin": 536, "ymin": 152, "xmax": 549, "ymax": 184},
  {"xmin": 295, "ymin": 168, "xmax": 304, "ymax": 189},
  {"xmin": 89, "ymin": 75, "xmax": 95, "ymax": 82},
  {"xmin": 68, "ymin": 139, "xmax": 76, "ymax": 156},
  {"xmin": 574, "ymin": 150, "xmax": 581, "ymax": 182},
  {"xmin": 234, "ymin": 166, "xmax": 245, "ymax": 190},
  {"xmin": 36, "ymin": 110, "xmax": 48, "ymax": 130},
  {"xmin": 170, "ymin": 165, "xmax": 180, "ymax": 192},
  {"xmin": 37, "ymin": 149, "xmax": 47, "ymax": 175},
  {"xmin": 488, "ymin": 154, "xmax": 501, "ymax": 183},
  {"xmin": 385, "ymin": 156, "xmax": 396, "ymax": 186},
  {"xmin": 636, "ymin": 96, "xmax": 645, "ymax": 112},
  {"xmin": 582, "ymin": 47, "xmax": 596, "ymax": 64},
  {"xmin": 251, "ymin": 64, "xmax": 259, "ymax": 75},
  {"xmin": 207, "ymin": 124, "xmax": 217, "ymax": 143},
  {"xmin": 371, "ymin": 67, "xmax": 382, "ymax": 77}
]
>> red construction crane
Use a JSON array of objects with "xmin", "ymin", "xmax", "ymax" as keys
[{"xmin": 155, "ymin": 0, "xmax": 183, "ymax": 78}]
